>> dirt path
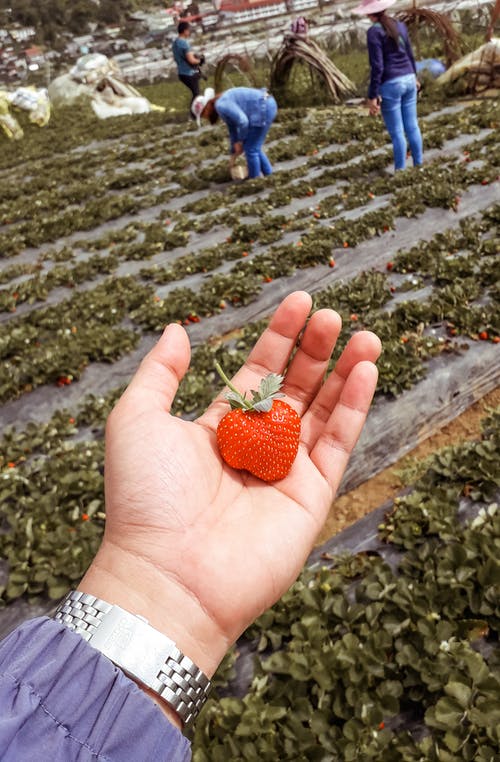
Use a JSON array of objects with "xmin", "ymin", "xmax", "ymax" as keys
[{"xmin": 317, "ymin": 386, "xmax": 500, "ymax": 544}]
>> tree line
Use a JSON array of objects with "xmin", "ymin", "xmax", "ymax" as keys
[{"xmin": 0, "ymin": 0, "xmax": 145, "ymax": 46}]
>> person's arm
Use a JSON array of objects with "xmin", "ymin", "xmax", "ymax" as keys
[
  {"xmin": 401, "ymin": 23, "xmax": 417, "ymax": 75},
  {"xmin": 0, "ymin": 617, "xmax": 190, "ymax": 761},
  {"xmin": 185, "ymin": 50, "xmax": 200, "ymax": 66},
  {"xmin": 215, "ymin": 94, "xmax": 250, "ymax": 148},
  {"xmin": 178, "ymin": 38, "xmax": 200, "ymax": 67},
  {"xmin": 486, "ymin": 0, "xmax": 500, "ymax": 39},
  {"xmin": 0, "ymin": 292, "xmax": 381, "ymax": 759},
  {"xmin": 367, "ymin": 27, "xmax": 384, "ymax": 101}
]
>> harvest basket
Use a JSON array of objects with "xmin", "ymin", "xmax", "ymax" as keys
[{"xmin": 229, "ymin": 157, "xmax": 248, "ymax": 181}]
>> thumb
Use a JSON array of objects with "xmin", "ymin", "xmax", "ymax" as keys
[{"xmin": 124, "ymin": 323, "xmax": 191, "ymax": 412}]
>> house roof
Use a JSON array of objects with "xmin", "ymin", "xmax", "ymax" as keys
[{"xmin": 24, "ymin": 45, "xmax": 43, "ymax": 56}]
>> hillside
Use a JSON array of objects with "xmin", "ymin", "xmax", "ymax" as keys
[{"xmin": 0, "ymin": 0, "xmax": 146, "ymax": 43}]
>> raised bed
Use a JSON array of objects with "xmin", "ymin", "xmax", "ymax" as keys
[{"xmin": 0, "ymin": 97, "xmax": 498, "ymax": 639}]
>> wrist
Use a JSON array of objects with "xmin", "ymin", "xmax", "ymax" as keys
[{"xmin": 79, "ymin": 540, "xmax": 229, "ymax": 723}]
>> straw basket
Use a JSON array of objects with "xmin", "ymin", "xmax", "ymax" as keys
[{"xmin": 229, "ymin": 158, "xmax": 248, "ymax": 181}]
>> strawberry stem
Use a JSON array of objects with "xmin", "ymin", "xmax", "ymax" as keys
[{"xmin": 215, "ymin": 362, "xmax": 253, "ymax": 410}]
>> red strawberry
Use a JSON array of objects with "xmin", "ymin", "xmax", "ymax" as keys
[{"xmin": 215, "ymin": 365, "xmax": 300, "ymax": 482}]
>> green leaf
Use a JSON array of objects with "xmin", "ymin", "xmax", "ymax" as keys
[
  {"xmin": 432, "ymin": 696, "xmax": 464, "ymax": 726},
  {"xmin": 444, "ymin": 681, "xmax": 472, "ymax": 708},
  {"xmin": 444, "ymin": 731, "xmax": 464, "ymax": 752}
]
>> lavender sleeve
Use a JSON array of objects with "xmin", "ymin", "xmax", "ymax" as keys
[{"xmin": 0, "ymin": 617, "xmax": 191, "ymax": 762}]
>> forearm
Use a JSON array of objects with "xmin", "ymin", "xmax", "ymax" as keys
[
  {"xmin": 0, "ymin": 616, "xmax": 191, "ymax": 761},
  {"xmin": 80, "ymin": 539, "xmax": 230, "ymax": 721},
  {"xmin": 368, "ymin": 69, "xmax": 382, "ymax": 100},
  {"xmin": 405, "ymin": 33, "xmax": 417, "ymax": 74},
  {"xmin": 408, "ymin": 49, "xmax": 417, "ymax": 75},
  {"xmin": 216, "ymin": 101, "xmax": 249, "ymax": 142},
  {"xmin": 367, "ymin": 39, "xmax": 383, "ymax": 99},
  {"xmin": 0, "ymin": 535, "xmax": 231, "ymax": 759},
  {"xmin": 226, "ymin": 121, "xmax": 246, "ymax": 144}
]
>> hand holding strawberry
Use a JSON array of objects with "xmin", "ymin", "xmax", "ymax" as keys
[{"xmin": 80, "ymin": 291, "xmax": 381, "ymax": 725}]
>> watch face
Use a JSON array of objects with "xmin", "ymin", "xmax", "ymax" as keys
[{"xmin": 85, "ymin": 605, "xmax": 177, "ymax": 687}]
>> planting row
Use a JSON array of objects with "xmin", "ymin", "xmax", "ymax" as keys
[
  {"xmin": 0, "ymin": 207, "xmax": 498, "ymax": 605},
  {"xmin": 0, "ymin": 177, "xmax": 497, "ymax": 407},
  {"xmin": 1, "ymin": 127, "xmax": 497, "ymax": 320},
  {"xmin": 0, "ymin": 100, "xmax": 496, "ymax": 259}
]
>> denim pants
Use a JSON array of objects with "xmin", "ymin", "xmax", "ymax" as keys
[
  {"xmin": 380, "ymin": 74, "xmax": 423, "ymax": 170},
  {"xmin": 243, "ymin": 96, "xmax": 278, "ymax": 178}
]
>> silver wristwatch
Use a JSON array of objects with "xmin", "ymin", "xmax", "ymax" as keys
[{"xmin": 54, "ymin": 590, "xmax": 211, "ymax": 726}]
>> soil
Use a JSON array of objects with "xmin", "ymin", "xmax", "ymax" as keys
[{"xmin": 317, "ymin": 386, "xmax": 500, "ymax": 544}]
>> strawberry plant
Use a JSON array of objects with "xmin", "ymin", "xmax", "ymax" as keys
[{"xmin": 191, "ymin": 410, "xmax": 500, "ymax": 761}]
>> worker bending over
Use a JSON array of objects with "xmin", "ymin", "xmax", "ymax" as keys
[{"xmin": 192, "ymin": 86, "xmax": 278, "ymax": 179}]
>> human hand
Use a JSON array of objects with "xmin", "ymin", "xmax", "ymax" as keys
[
  {"xmin": 233, "ymin": 141, "xmax": 244, "ymax": 156},
  {"xmin": 80, "ymin": 292, "xmax": 380, "ymax": 715},
  {"xmin": 368, "ymin": 97, "xmax": 380, "ymax": 117}
]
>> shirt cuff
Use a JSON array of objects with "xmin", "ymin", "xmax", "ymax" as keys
[{"xmin": 0, "ymin": 616, "xmax": 191, "ymax": 761}]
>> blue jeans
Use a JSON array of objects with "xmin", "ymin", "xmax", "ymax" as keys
[
  {"xmin": 380, "ymin": 74, "xmax": 423, "ymax": 170},
  {"xmin": 243, "ymin": 96, "xmax": 278, "ymax": 178}
]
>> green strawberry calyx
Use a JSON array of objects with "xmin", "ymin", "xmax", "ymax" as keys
[{"xmin": 215, "ymin": 363, "xmax": 285, "ymax": 413}]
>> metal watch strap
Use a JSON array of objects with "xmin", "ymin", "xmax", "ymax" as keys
[{"xmin": 54, "ymin": 590, "xmax": 211, "ymax": 725}]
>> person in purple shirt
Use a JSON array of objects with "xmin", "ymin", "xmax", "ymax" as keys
[
  {"xmin": 354, "ymin": 0, "xmax": 423, "ymax": 171},
  {"xmin": 0, "ymin": 291, "xmax": 381, "ymax": 761}
]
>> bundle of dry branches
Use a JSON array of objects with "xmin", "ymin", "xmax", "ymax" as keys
[
  {"xmin": 214, "ymin": 54, "xmax": 257, "ymax": 93},
  {"xmin": 437, "ymin": 39, "xmax": 500, "ymax": 93},
  {"xmin": 270, "ymin": 35, "xmax": 356, "ymax": 104},
  {"xmin": 397, "ymin": 8, "xmax": 462, "ymax": 66}
]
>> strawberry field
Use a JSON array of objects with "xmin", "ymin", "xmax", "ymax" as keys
[{"xmin": 1, "ymin": 89, "xmax": 499, "ymax": 759}]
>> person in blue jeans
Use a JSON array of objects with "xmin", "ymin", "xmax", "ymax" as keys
[
  {"xmin": 192, "ymin": 86, "xmax": 278, "ymax": 179},
  {"xmin": 354, "ymin": 0, "xmax": 423, "ymax": 171}
]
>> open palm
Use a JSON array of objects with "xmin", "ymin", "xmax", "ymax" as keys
[{"xmin": 81, "ymin": 291, "xmax": 381, "ymax": 678}]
